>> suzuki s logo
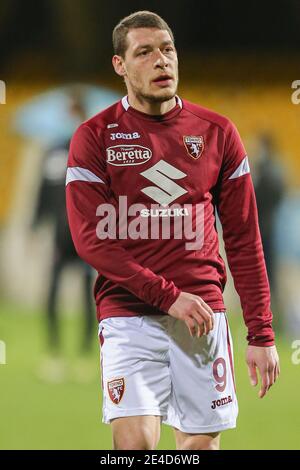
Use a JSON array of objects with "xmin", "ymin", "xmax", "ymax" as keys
[
  {"xmin": 140, "ymin": 160, "xmax": 188, "ymax": 206},
  {"xmin": 106, "ymin": 145, "xmax": 152, "ymax": 166}
]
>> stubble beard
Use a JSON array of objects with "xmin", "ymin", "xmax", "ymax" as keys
[
  {"xmin": 140, "ymin": 87, "xmax": 177, "ymax": 103},
  {"xmin": 131, "ymin": 77, "xmax": 178, "ymax": 105}
]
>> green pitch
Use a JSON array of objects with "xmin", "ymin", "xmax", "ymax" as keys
[{"xmin": 0, "ymin": 302, "xmax": 299, "ymax": 449}]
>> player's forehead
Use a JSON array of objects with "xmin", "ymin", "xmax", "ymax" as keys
[{"xmin": 126, "ymin": 28, "xmax": 174, "ymax": 52}]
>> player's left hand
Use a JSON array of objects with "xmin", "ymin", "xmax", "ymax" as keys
[{"xmin": 246, "ymin": 345, "xmax": 280, "ymax": 398}]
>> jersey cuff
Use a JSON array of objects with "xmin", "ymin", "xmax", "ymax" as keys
[
  {"xmin": 159, "ymin": 288, "xmax": 182, "ymax": 313},
  {"xmin": 247, "ymin": 328, "xmax": 275, "ymax": 347}
]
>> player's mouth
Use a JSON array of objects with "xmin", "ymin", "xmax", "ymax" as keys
[{"xmin": 152, "ymin": 75, "xmax": 173, "ymax": 87}]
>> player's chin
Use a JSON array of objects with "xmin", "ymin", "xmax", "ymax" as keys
[{"xmin": 151, "ymin": 87, "xmax": 176, "ymax": 102}]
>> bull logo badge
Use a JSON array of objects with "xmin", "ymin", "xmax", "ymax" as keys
[
  {"xmin": 107, "ymin": 378, "xmax": 125, "ymax": 404},
  {"xmin": 183, "ymin": 135, "xmax": 204, "ymax": 159}
]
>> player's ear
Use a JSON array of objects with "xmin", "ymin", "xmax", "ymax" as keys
[{"xmin": 112, "ymin": 55, "xmax": 127, "ymax": 77}]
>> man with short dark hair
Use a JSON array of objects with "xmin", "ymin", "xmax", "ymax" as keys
[{"xmin": 66, "ymin": 10, "xmax": 280, "ymax": 450}]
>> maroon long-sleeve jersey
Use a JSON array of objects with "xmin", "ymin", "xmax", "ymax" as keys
[{"xmin": 66, "ymin": 95, "xmax": 274, "ymax": 346}]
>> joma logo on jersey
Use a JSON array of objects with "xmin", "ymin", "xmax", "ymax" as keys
[
  {"xmin": 106, "ymin": 145, "xmax": 152, "ymax": 166},
  {"xmin": 140, "ymin": 160, "xmax": 188, "ymax": 206},
  {"xmin": 110, "ymin": 132, "xmax": 140, "ymax": 140},
  {"xmin": 211, "ymin": 395, "xmax": 232, "ymax": 409}
]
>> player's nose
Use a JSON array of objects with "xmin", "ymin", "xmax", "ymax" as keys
[{"xmin": 153, "ymin": 49, "xmax": 169, "ymax": 68}]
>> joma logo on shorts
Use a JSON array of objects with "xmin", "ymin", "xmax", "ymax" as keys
[{"xmin": 211, "ymin": 395, "xmax": 232, "ymax": 409}]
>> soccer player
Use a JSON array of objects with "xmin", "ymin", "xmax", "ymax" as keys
[{"xmin": 66, "ymin": 11, "xmax": 280, "ymax": 450}]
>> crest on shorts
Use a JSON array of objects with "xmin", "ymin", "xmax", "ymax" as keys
[
  {"xmin": 183, "ymin": 135, "xmax": 204, "ymax": 159},
  {"xmin": 107, "ymin": 377, "xmax": 125, "ymax": 404}
]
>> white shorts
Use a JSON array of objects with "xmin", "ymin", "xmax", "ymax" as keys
[{"xmin": 98, "ymin": 312, "xmax": 238, "ymax": 434}]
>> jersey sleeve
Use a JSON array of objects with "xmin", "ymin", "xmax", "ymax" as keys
[
  {"xmin": 66, "ymin": 124, "xmax": 181, "ymax": 313},
  {"xmin": 216, "ymin": 121, "xmax": 275, "ymax": 346}
]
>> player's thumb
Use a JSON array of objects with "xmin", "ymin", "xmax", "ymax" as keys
[{"xmin": 247, "ymin": 363, "xmax": 258, "ymax": 387}]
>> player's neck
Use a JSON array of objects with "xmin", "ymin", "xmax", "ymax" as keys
[{"xmin": 126, "ymin": 93, "xmax": 177, "ymax": 116}]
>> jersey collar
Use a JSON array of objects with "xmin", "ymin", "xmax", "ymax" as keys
[{"xmin": 121, "ymin": 95, "xmax": 183, "ymax": 122}]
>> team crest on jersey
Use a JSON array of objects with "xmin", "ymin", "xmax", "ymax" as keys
[
  {"xmin": 183, "ymin": 135, "xmax": 204, "ymax": 159},
  {"xmin": 107, "ymin": 378, "xmax": 125, "ymax": 404}
]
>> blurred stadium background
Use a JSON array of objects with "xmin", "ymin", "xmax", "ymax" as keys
[{"xmin": 0, "ymin": 0, "xmax": 300, "ymax": 449}]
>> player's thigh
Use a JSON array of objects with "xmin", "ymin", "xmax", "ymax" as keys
[
  {"xmin": 173, "ymin": 428, "xmax": 221, "ymax": 450},
  {"xmin": 111, "ymin": 415, "xmax": 161, "ymax": 450}
]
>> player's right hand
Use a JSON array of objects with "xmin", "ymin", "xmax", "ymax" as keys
[{"xmin": 168, "ymin": 292, "xmax": 214, "ymax": 338}]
